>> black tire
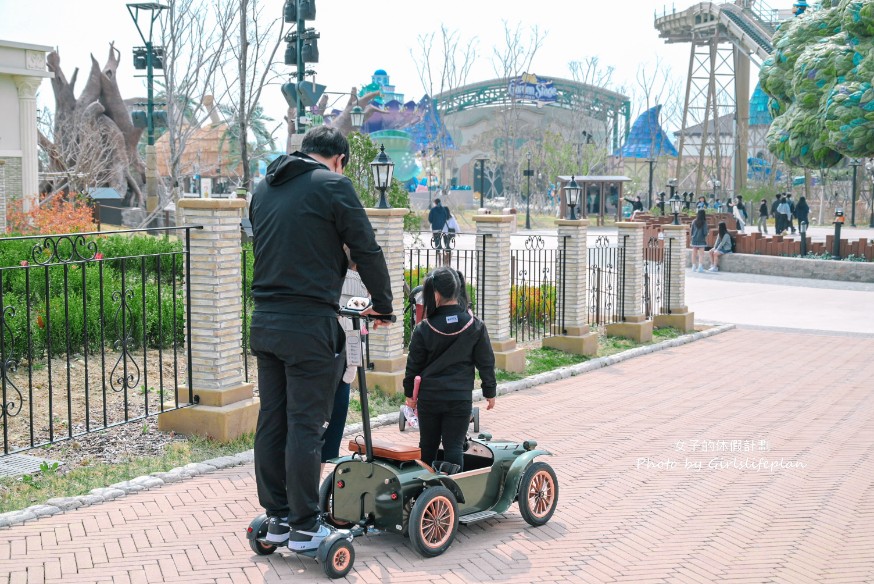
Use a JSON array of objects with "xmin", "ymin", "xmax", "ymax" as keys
[
  {"xmin": 399, "ymin": 406, "xmax": 407, "ymax": 432},
  {"xmin": 408, "ymin": 486, "xmax": 459, "ymax": 557},
  {"xmin": 319, "ymin": 472, "xmax": 355, "ymax": 529},
  {"xmin": 322, "ymin": 538, "xmax": 355, "ymax": 579},
  {"xmin": 471, "ymin": 407, "xmax": 480, "ymax": 432},
  {"xmin": 518, "ymin": 462, "xmax": 559, "ymax": 526},
  {"xmin": 249, "ymin": 538, "xmax": 276, "ymax": 556}
]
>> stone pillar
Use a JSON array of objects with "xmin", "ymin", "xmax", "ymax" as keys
[
  {"xmin": 606, "ymin": 222, "xmax": 653, "ymax": 343},
  {"xmin": 364, "ymin": 208, "xmax": 408, "ymax": 394},
  {"xmin": 159, "ymin": 199, "xmax": 259, "ymax": 441},
  {"xmin": 655, "ymin": 225, "xmax": 695, "ymax": 331},
  {"xmin": 0, "ymin": 160, "xmax": 6, "ymax": 234},
  {"xmin": 543, "ymin": 219, "xmax": 598, "ymax": 355},
  {"xmin": 12, "ymin": 76, "xmax": 42, "ymax": 213},
  {"xmin": 474, "ymin": 215, "xmax": 526, "ymax": 372}
]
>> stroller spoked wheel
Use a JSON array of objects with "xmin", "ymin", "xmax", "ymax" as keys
[
  {"xmin": 471, "ymin": 407, "xmax": 480, "ymax": 432},
  {"xmin": 518, "ymin": 462, "xmax": 559, "ymax": 526},
  {"xmin": 398, "ymin": 406, "xmax": 407, "ymax": 432},
  {"xmin": 408, "ymin": 486, "xmax": 459, "ymax": 557}
]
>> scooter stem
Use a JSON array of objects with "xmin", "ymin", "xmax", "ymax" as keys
[{"xmin": 351, "ymin": 314, "xmax": 374, "ymax": 463}]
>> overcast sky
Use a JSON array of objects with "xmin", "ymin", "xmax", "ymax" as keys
[{"xmin": 0, "ymin": 0, "xmax": 712, "ymax": 134}]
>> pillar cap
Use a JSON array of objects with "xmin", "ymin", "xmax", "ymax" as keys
[
  {"xmin": 365, "ymin": 208, "xmax": 409, "ymax": 217},
  {"xmin": 662, "ymin": 224, "xmax": 687, "ymax": 232},
  {"xmin": 178, "ymin": 198, "xmax": 248, "ymax": 210},
  {"xmin": 473, "ymin": 214, "xmax": 514, "ymax": 223},
  {"xmin": 615, "ymin": 221, "xmax": 646, "ymax": 229},
  {"xmin": 555, "ymin": 219, "xmax": 589, "ymax": 227}
]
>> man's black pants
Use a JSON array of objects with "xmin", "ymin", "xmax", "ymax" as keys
[
  {"xmin": 251, "ymin": 312, "xmax": 345, "ymax": 531},
  {"xmin": 417, "ymin": 399, "xmax": 472, "ymax": 471}
]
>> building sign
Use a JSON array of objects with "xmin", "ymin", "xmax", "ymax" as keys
[{"xmin": 507, "ymin": 73, "xmax": 558, "ymax": 103}]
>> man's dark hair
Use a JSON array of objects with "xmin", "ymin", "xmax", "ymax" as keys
[
  {"xmin": 301, "ymin": 126, "xmax": 350, "ymax": 168},
  {"xmin": 434, "ymin": 198, "xmax": 441, "ymax": 205}
]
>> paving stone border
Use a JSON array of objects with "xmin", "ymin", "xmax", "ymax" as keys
[{"xmin": 0, "ymin": 325, "xmax": 734, "ymax": 529}]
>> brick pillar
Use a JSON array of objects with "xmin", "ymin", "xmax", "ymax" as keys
[
  {"xmin": 543, "ymin": 219, "xmax": 598, "ymax": 355},
  {"xmin": 159, "ymin": 199, "xmax": 259, "ymax": 441},
  {"xmin": 474, "ymin": 215, "xmax": 525, "ymax": 372},
  {"xmin": 606, "ymin": 222, "xmax": 653, "ymax": 343},
  {"xmin": 655, "ymin": 225, "xmax": 695, "ymax": 332},
  {"xmin": 364, "ymin": 208, "xmax": 408, "ymax": 394}
]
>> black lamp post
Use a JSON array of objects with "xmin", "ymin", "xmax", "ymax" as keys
[
  {"xmin": 371, "ymin": 144, "xmax": 394, "ymax": 209},
  {"xmin": 833, "ymin": 206, "xmax": 844, "ymax": 259},
  {"xmin": 849, "ymin": 158, "xmax": 861, "ymax": 227},
  {"xmin": 646, "ymin": 157, "xmax": 656, "ymax": 210},
  {"xmin": 670, "ymin": 193, "xmax": 682, "ymax": 225},
  {"xmin": 867, "ymin": 161, "xmax": 874, "ymax": 228},
  {"xmin": 799, "ymin": 219, "xmax": 808, "ymax": 257},
  {"xmin": 564, "ymin": 176, "xmax": 581, "ymax": 220},
  {"xmin": 524, "ymin": 152, "xmax": 534, "ymax": 229}
]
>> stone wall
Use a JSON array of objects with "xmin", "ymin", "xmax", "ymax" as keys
[
  {"xmin": 687, "ymin": 249, "xmax": 874, "ymax": 283},
  {"xmin": 0, "ymin": 156, "xmax": 22, "ymax": 200}
]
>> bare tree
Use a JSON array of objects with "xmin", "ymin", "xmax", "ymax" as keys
[
  {"xmin": 411, "ymin": 25, "xmax": 478, "ymax": 198},
  {"xmin": 567, "ymin": 56, "xmax": 621, "ymax": 176},
  {"xmin": 490, "ymin": 21, "xmax": 546, "ymax": 206},
  {"xmin": 158, "ymin": 0, "xmax": 236, "ymax": 201}
]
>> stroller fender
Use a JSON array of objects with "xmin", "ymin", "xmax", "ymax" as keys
[{"xmin": 492, "ymin": 450, "xmax": 551, "ymax": 514}]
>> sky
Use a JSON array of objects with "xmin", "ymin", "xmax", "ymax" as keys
[{"xmin": 0, "ymin": 0, "xmax": 704, "ymax": 138}]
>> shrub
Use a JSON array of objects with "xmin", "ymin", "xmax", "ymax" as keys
[{"xmin": 6, "ymin": 196, "xmax": 96, "ymax": 235}]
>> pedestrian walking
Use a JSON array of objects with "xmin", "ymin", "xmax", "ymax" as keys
[
  {"xmin": 429, "ymin": 198, "xmax": 449, "ymax": 249},
  {"xmin": 758, "ymin": 198, "xmax": 769, "ymax": 234}
]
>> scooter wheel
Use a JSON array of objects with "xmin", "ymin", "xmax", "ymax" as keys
[
  {"xmin": 319, "ymin": 472, "xmax": 355, "ymax": 529},
  {"xmin": 321, "ymin": 538, "xmax": 354, "ymax": 579},
  {"xmin": 408, "ymin": 486, "xmax": 458, "ymax": 557},
  {"xmin": 518, "ymin": 462, "xmax": 559, "ymax": 526},
  {"xmin": 399, "ymin": 407, "xmax": 407, "ymax": 432},
  {"xmin": 249, "ymin": 538, "xmax": 276, "ymax": 556}
]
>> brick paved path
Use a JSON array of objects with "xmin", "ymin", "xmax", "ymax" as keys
[{"xmin": 2, "ymin": 329, "xmax": 874, "ymax": 583}]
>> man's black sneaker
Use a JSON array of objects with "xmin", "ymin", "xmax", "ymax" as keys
[
  {"xmin": 288, "ymin": 519, "xmax": 347, "ymax": 552},
  {"xmin": 265, "ymin": 516, "xmax": 290, "ymax": 544}
]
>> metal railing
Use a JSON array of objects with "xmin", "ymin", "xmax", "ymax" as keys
[
  {"xmin": 0, "ymin": 227, "xmax": 196, "ymax": 456},
  {"xmin": 643, "ymin": 236, "xmax": 666, "ymax": 319},
  {"xmin": 510, "ymin": 235, "xmax": 565, "ymax": 343},
  {"xmin": 588, "ymin": 235, "xmax": 626, "ymax": 326}
]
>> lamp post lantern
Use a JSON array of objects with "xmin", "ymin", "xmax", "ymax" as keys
[
  {"xmin": 669, "ymin": 193, "xmax": 682, "ymax": 225},
  {"xmin": 350, "ymin": 103, "xmax": 364, "ymax": 130},
  {"xmin": 371, "ymin": 144, "xmax": 394, "ymax": 209},
  {"xmin": 524, "ymin": 151, "xmax": 534, "ymax": 229},
  {"xmin": 564, "ymin": 176, "xmax": 581, "ymax": 220},
  {"xmin": 849, "ymin": 158, "xmax": 861, "ymax": 227}
]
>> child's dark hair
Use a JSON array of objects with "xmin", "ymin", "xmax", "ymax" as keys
[
  {"xmin": 717, "ymin": 221, "xmax": 728, "ymax": 237},
  {"xmin": 422, "ymin": 266, "xmax": 469, "ymax": 318}
]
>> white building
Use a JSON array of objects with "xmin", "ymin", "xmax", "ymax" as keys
[{"xmin": 0, "ymin": 39, "xmax": 53, "ymax": 222}]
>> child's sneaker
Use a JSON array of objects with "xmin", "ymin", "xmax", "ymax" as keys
[{"xmin": 265, "ymin": 516, "xmax": 289, "ymax": 544}]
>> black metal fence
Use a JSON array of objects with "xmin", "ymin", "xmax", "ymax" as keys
[
  {"xmin": 588, "ymin": 235, "xmax": 626, "ymax": 326},
  {"xmin": 0, "ymin": 228, "xmax": 195, "ymax": 456},
  {"xmin": 510, "ymin": 235, "xmax": 565, "ymax": 343},
  {"xmin": 404, "ymin": 232, "xmax": 485, "ymax": 346},
  {"xmin": 242, "ymin": 248, "xmax": 254, "ymax": 383},
  {"xmin": 643, "ymin": 235, "xmax": 666, "ymax": 319}
]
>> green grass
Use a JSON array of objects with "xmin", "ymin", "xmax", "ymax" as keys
[{"xmin": 0, "ymin": 433, "xmax": 254, "ymax": 514}]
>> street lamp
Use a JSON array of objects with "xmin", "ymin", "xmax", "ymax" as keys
[
  {"xmin": 524, "ymin": 151, "xmax": 534, "ymax": 229},
  {"xmin": 127, "ymin": 2, "xmax": 169, "ymax": 216},
  {"xmin": 669, "ymin": 192, "xmax": 682, "ymax": 225},
  {"xmin": 475, "ymin": 157, "xmax": 488, "ymax": 210},
  {"xmin": 866, "ymin": 161, "xmax": 874, "ymax": 228},
  {"xmin": 564, "ymin": 175, "xmax": 581, "ymax": 220},
  {"xmin": 849, "ymin": 158, "xmax": 861, "ymax": 227},
  {"xmin": 646, "ymin": 157, "xmax": 656, "ymax": 210},
  {"xmin": 350, "ymin": 98, "xmax": 364, "ymax": 130},
  {"xmin": 371, "ymin": 144, "xmax": 394, "ymax": 209},
  {"xmin": 799, "ymin": 219, "xmax": 808, "ymax": 257}
]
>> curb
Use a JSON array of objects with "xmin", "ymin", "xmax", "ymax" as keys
[{"xmin": 0, "ymin": 324, "xmax": 735, "ymax": 529}]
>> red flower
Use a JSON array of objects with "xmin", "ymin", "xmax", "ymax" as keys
[
  {"xmin": 94, "ymin": 252, "xmax": 104, "ymax": 260},
  {"xmin": 19, "ymin": 260, "xmax": 28, "ymax": 267}
]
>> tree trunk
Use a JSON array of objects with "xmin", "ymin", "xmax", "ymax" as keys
[{"xmin": 239, "ymin": 0, "xmax": 250, "ymax": 191}]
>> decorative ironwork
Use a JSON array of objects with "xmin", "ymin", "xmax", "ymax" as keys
[
  {"xmin": 643, "ymin": 236, "xmax": 664, "ymax": 319},
  {"xmin": 31, "ymin": 234, "xmax": 98, "ymax": 265},
  {"xmin": 588, "ymin": 236, "xmax": 619, "ymax": 326},
  {"xmin": 110, "ymin": 290, "xmax": 141, "ymax": 393},
  {"xmin": 510, "ymin": 235, "xmax": 560, "ymax": 342},
  {"xmin": 0, "ymin": 306, "xmax": 23, "ymax": 417},
  {"xmin": 524, "ymin": 235, "xmax": 545, "ymax": 251}
]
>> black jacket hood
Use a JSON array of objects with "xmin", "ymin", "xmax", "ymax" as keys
[{"xmin": 264, "ymin": 151, "xmax": 323, "ymax": 187}]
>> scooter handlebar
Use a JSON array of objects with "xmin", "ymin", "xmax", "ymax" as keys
[{"xmin": 338, "ymin": 297, "xmax": 396, "ymax": 322}]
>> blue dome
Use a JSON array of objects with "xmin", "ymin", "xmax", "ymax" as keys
[{"xmin": 374, "ymin": 69, "xmax": 387, "ymax": 76}]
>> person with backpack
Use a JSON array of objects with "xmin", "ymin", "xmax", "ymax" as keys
[
  {"xmin": 708, "ymin": 221, "xmax": 733, "ymax": 272},
  {"xmin": 777, "ymin": 195, "xmax": 792, "ymax": 235},
  {"xmin": 786, "ymin": 194, "xmax": 797, "ymax": 234},
  {"xmin": 403, "ymin": 267, "xmax": 496, "ymax": 473}
]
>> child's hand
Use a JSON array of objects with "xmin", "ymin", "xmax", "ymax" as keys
[
  {"xmin": 405, "ymin": 397, "xmax": 417, "ymax": 409},
  {"xmin": 486, "ymin": 398, "xmax": 495, "ymax": 410}
]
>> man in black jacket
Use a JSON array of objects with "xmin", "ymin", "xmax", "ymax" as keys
[{"xmin": 249, "ymin": 126, "xmax": 393, "ymax": 551}]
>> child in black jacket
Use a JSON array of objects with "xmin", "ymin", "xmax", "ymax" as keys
[{"xmin": 403, "ymin": 267, "xmax": 496, "ymax": 472}]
